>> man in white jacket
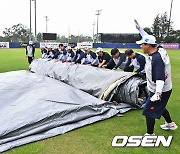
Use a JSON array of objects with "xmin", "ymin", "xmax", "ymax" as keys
[{"xmin": 135, "ymin": 20, "xmax": 178, "ymax": 136}]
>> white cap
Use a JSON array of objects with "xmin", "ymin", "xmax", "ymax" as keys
[
  {"xmin": 96, "ymin": 47, "xmax": 103, "ymax": 53},
  {"xmin": 66, "ymin": 46, "xmax": 72, "ymax": 50},
  {"xmin": 47, "ymin": 45, "xmax": 52, "ymax": 49},
  {"xmin": 29, "ymin": 41, "xmax": 33, "ymax": 45},
  {"xmin": 136, "ymin": 35, "xmax": 157, "ymax": 45},
  {"xmin": 74, "ymin": 46, "xmax": 79, "ymax": 52},
  {"xmin": 84, "ymin": 47, "xmax": 89, "ymax": 51}
]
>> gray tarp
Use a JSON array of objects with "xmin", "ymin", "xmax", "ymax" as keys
[
  {"xmin": 0, "ymin": 59, "xmax": 147, "ymax": 152},
  {"xmin": 0, "ymin": 71, "xmax": 133, "ymax": 152},
  {"xmin": 30, "ymin": 59, "xmax": 147, "ymax": 107}
]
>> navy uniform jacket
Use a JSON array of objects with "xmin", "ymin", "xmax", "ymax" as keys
[
  {"xmin": 107, "ymin": 53, "xmax": 126, "ymax": 69},
  {"xmin": 73, "ymin": 50, "xmax": 85, "ymax": 64},
  {"xmin": 67, "ymin": 51, "xmax": 75, "ymax": 59},
  {"xmin": 53, "ymin": 48, "xmax": 67, "ymax": 59},
  {"xmin": 124, "ymin": 53, "xmax": 146, "ymax": 73},
  {"xmin": 145, "ymin": 47, "xmax": 172, "ymax": 93},
  {"xmin": 84, "ymin": 51, "xmax": 97, "ymax": 59}
]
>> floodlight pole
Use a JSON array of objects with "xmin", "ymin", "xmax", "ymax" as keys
[
  {"xmin": 34, "ymin": 0, "xmax": 37, "ymax": 41},
  {"xmin": 30, "ymin": 0, "xmax": 32, "ymax": 41},
  {"xmin": 93, "ymin": 22, "xmax": 95, "ymax": 42},
  {"xmin": 95, "ymin": 10, "xmax": 102, "ymax": 35},
  {"xmin": 167, "ymin": 0, "xmax": 173, "ymax": 37},
  {"xmin": 45, "ymin": 16, "xmax": 49, "ymax": 33},
  {"xmin": 95, "ymin": 10, "xmax": 102, "ymax": 42}
]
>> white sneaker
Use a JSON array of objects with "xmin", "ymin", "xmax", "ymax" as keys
[
  {"xmin": 143, "ymin": 133, "xmax": 156, "ymax": 142},
  {"xmin": 144, "ymin": 133, "xmax": 155, "ymax": 136},
  {"xmin": 160, "ymin": 122, "xmax": 178, "ymax": 130}
]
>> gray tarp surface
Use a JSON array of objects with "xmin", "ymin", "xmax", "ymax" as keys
[
  {"xmin": 30, "ymin": 59, "xmax": 147, "ymax": 107},
  {"xmin": 0, "ymin": 71, "xmax": 133, "ymax": 152}
]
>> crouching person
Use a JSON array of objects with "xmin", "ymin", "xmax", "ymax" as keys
[
  {"xmin": 81, "ymin": 47, "xmax": 98, "ymax": 67},
  {"xmin": 71, "ymin": 47, "xmax": 85, "ymax": 64},
  {"xmin": 124, "ymin": 49, "xmax": 146, "ymax": 78},
  {"xmin": 103, "ymin": 48, "xmax": 127, "ymax": 70},
  {"xmin": 96, "ymin": 47, "xmax": 111, "ymax": 68},
  {"xmin": 64, "ymin": 46, "xmax": 75, "ymax": 62}
]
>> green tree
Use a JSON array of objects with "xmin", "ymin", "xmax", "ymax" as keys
[
  {"xmin": 3, "ymin": 23, "xmax": 30, "ymax": 42},
  {"xmin": 151, "ymin": 12, "xmax": 174, "ymax": 42}
]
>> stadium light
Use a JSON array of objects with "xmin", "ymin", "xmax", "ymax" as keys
[{"xmin": 167, "ymin": 0, "xmax": 174, "ymax": 37}]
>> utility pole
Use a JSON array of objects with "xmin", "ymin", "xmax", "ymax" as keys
[
  {"xmin": 167, "ymin": 0, "xmax": 173, "ymax": 37},
  {"xmin": 45, "ymin": 16, "xmax": 49, "ymax": 33}
]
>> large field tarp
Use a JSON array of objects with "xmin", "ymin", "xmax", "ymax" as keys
[
  {"xmin": 30, "ymin": 59, "xmax": 147, "ymax": 107},
  {"xmin": 0, "ymin": 71, "xmax": 133, "ymax": 152},
  {"xmin": 0, "ymin": 59, "xmax": 147, "ymax": 152}
]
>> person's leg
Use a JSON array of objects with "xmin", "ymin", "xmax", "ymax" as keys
[
  {"xmin": 28, "ymin": 57, "xmax": 32, "ymax": 64},
  {"xmin": 146, "ymin": 116, "xmax": 155, "ymax": 134},
  {"xmin": 162, "ymin": 109, "xmax": 172, "ymax": 123},
  {"xmin": 160, "ymin": 90, "xmax": 178, "ymax": 130}
]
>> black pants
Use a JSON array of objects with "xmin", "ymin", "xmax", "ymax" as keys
[
  {"xmin": 124, "ymin": 65, "xmax": 134, "ymax": 72},
  {"xmin": 28, "ymin": 57, "xmax": 33, "ymax": 64},
  {"xmin": 146, "ymin": 109, "xmax": 172, "ymax": 134},
  {"xmin": 144, "ymin": 90, "xmax": 173, "ymax": 134}
]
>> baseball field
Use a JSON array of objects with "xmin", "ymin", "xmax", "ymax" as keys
[{"xmin": 0, "ymin": 48, "xmax": 179, "ymax": 154}]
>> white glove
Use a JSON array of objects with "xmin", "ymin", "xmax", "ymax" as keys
[
  {"xmin": 134, "ymin": 19, "xmax": 140, "ymax": 30},
  {"xmin": 150, "ymin": 80, "xmax": 164, "ymax": 102},
  {"xmin": 150, "ymin": 92, "xmax": 161, "ymax": 102}
]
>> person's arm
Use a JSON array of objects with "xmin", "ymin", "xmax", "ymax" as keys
[
  {"xmin": 25, "ymin": 46, "xmax": 28, "ymax": 56},
  {"xmin": 91, "ymin": 57, "xmax": 98, "ymax": 66},
  {"xmin": 81, "ymin": 54, "xmax": 86, "ymax": 64},
  {"xmin": 150, "ymin": 55, "xmax": 165, "ymax": 101},
  {"xmin": 135, "ymin": 56, "xmax": 146, "ymax": 73},
  {"xmin": 123, "ymin": 58, "xmax": 131, "ymax": 71},
  {"xmin": 99, "ymin": 60, "xmax": 107, "ymax": 68},
  {"xmin": 71, "ymin": 52, "xmax": 75, "ymax": 58},
  {"xmin": 105, "ymin": 57, "xmax": 114, "ymax": 68},
  {"xmin": 138, "ymin": 27, "xmax": 148, "ymax": 37},
  {"xmin": 134, "ymin": 19, "xmax": 148, "ymax": 37},
  {"xmin": 90, "ymin": 51, "xmax": 97, "ymax": 59},
  {"xmin": 32, "ymin": 46, "xmax": 35, "ymax": 57},
  {"xmin": 72, "ymin": 53, "xmax": 77, "ymax": 62},
  {"xmin": 75, "ymin": 52, "xmax": 85, "ymax": 63},
  {"xmin": 114, "ymin": 54, "xmax": 126, "ymax": 69},
  {"xmin": 53, "ymin": 51, "xmax": 60, "ymax": 59},
  {"xmin": 63, "ymin": 50, "xmax": 67, "ymax": 55}
]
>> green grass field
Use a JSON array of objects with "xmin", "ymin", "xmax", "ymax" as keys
[{"xmin": 0, "ymin": 48, "xmax": 179, "ymax": 154}]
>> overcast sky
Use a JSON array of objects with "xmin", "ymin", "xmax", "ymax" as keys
[{"xmin": 0, "ymin": 0, "xmax": 179, "ymax": 37}]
